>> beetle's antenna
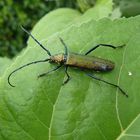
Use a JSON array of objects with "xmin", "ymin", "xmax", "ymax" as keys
[
  {"xmin": 8, "ymin": 58, "xmax": 50, "ymax": 87},
  {"xmin": 59, "ymin": 37, "xmax": 68, "ymax": 56},
  {"xmin": 21, "ymin": 26, "xmax": 51, "ymax": 56}
]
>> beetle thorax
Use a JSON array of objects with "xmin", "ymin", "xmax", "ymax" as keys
[{"xmin": 50, "ymin": 53, "xmax": 65, "ymax": 63}]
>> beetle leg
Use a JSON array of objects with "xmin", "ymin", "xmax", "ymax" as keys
[
  {"xmin": 38, "ymin": 64, "xmax": 62, "ymax": 78},
  {"xmin": 86, "ymin": 73, "xmax": 128, "ymax": 97},
  {"xmin": 63, "ymin": 66, "xmax": 71, "ymax": 85},
  {"xmin": 85, "ymin": 44, "xmax": 125, "ymax": 55}
]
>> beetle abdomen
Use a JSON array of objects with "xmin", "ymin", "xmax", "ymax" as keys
[{"xmin": 66, "ymin": 53, "xmax": 115, "ymax": 72}]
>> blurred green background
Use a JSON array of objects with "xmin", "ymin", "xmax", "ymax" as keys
[{"xmin": 1, "ymin": 0, "xmax": 140, "ymax": 58}]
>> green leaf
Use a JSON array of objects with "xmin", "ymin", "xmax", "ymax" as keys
[
  {"xmin": 28, "ymin": 8, "xmax": 81, "ymax": 47},
  {"xmin": 78, "ymin": 0, "xmax": 113, "ymax": 22},
  {"xmin": 44, "ymin": 16, "xmax": 140, "ymax": 140},
  {"xmin": 0, "ymin": 57, "xmax": 12, "ymax": 77},
  {"xmin": 1, "ymin": 8, "xmax": 140, "ymax": 140}
]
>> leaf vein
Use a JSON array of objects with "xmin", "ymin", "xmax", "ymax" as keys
[
  {"xmin": 115, "ymin": 44, "xmax": 128, "ymax": 132},
  {"xmin": 116, "ymin": 113, "xmax": 140, "ymax": 140}
]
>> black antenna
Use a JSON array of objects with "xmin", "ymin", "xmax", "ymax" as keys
[
  {"xmin": 59, "ymin": 37, "xmax": 68, "ymax": 56},
  {"xmin": 8, "ymin": 58, "xmax": 50, "ymax": 87},
  {"xmin": 21, "ymin": 26, "xmax": 51, "ymax": 56}
]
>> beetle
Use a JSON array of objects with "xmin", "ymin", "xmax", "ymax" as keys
[{"xmin": 8, "ymin": 26, "xmax": 128, "ymax": 97}]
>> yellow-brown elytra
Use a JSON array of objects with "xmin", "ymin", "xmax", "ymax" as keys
[{"xmin": 8, "ymin": 26, "xmax": 128, "ymax": 97}]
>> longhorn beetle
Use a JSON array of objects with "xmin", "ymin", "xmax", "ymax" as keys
[{"xmin": 8, "ymin": 26, "xmax": 128, "ymax": 97}]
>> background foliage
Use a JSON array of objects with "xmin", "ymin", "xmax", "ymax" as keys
[{"xmin": 0, "ymin": 0, "xmax": 76, "ymax": 57}]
